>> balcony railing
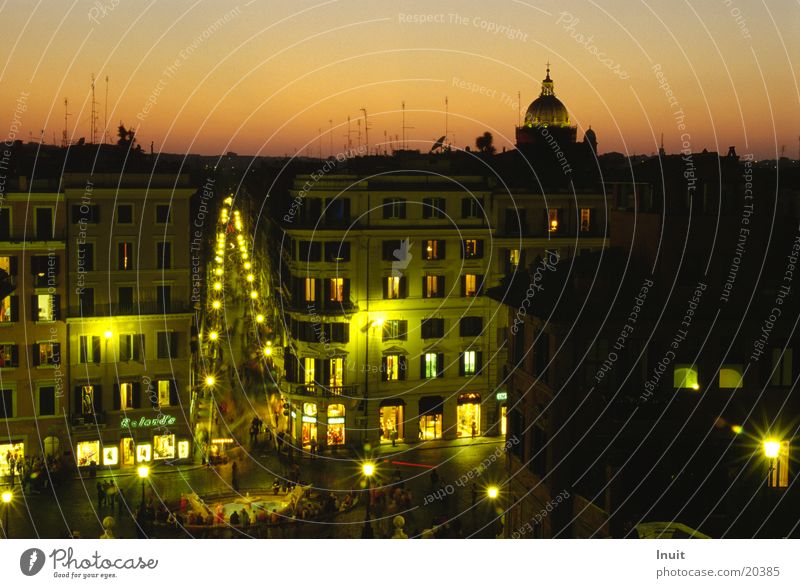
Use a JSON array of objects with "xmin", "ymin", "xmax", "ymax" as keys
[
  {"xmin": 287, "ymin": 383, "xmax": 360, "ymax": 398},
  {"xmin": 68, "ymin": 301, "xmax": 195, "ymax": 318},
  {"xmin": 0, "ymin": 232, "xmax": 66, "ymax": 242},
  {"xmin": 70, "ymin": 411, "xmax": 107, "ymax": 427}
]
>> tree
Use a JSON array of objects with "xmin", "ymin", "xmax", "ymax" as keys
[
  {"xmin": 475, "ymin": 132, "xmax": 495, "ymax": 155},
  {"xmin": 116, "ymin": 123, "xmax": 140, "ymax": 152}
]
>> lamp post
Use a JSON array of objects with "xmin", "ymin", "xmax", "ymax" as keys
[
  {"xmin": 363, "ymin": 318, "xmax": 383, "ymax": 445},
  {"xmin": 1, "ymin": 490, "xmax": 11, "ymax": 538},
  {"xmin": 137, "ymin": 465, "xmax": 149, "ymax": 508},
  {"xmin": 485, "ymin": 485, "xmax": 502, "ymax": 538},
  {"xmin": 362, "ymin": 462, "xmax": 375, "ymax": 538}
]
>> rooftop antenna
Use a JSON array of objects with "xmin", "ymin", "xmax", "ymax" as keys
[
  {"xmin": 104, "ymin": 75, "xmax": 109, "ymax": 143},
  {"xmin": 360, "ymin": 108, "xmax": 370, "ymax": 155},
  {"xmin": 384, "ymin": 130, "xmax": 387, "ymax": 155},
  {"xmin": 357, "ymin": 119, "xmax": 361, "ymax": 151},
  {"xmin": 90, "ymin": 74, "xmax": 98, "ymax": 144},
  {"xmin": 444, "ymin": 96, "xmax": 448, "ymax": 141},
  {"xmin": 328, "ymin": 119, "xmax": 333, "ymax": 157},
  {"xmin": 318, "ymin": 127, "xmax": 322, "ymax": 160},
  {"xmin": 401, "ymin": 101, "xmax": 415, "ymax": 150},
  {"xmin": 62, "ymin": 98, "xmax": 71, "ymax": 148},
  {"xmin": 517, "ymin": 91, "xmax": 521, "ymax": 127},
  {"xmin": 343, "ymin": 116, "xmax": 352, "ymax": 151}
]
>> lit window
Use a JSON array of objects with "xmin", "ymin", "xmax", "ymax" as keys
[
  {"xmin": 81, "ymin": 386, "xmax": 94, "ymax": 415},
  {"xmin": 136, "ymin": 443, "xmax": 152, "ymax": 463},
  {"xmin": 120, "ymin": 382, "xmax": 134, "ymax": 410},
  {"xmin": 674, "ymin": 365, "xmax": 699, "ymax": 389},
  {"xmin": 329, "ymin": 278, "xmax": 344, "ymax": 302},
  {"xmin": 580, "ymin": 208, "xmax": 591, "ymax": 232},
  {"xmin": 509, "ymin": 249, "xmax": 520, "ymax": 267},
  {"xmin": 384, "ymin": 355, "xmax": 401, "ymax": 381},
  {"xmin": 382, "ymin": 320, "xmax": 407, "ymax": 341},
  {"xmin": 103, "ymin": 446, "xmax": 119, "ymax": 466},
  {"xmin": 154, "ymin": 434, "xmax": 175, "ymax": 460},
  {"xmin": 548, "ymin": 209, "xmax": 559, "ymax": 233},
  {"xmin": 424, "ymin": 240, "xmax": 443, "ymax": 260},
  {"xmin": 76, "ymin": 441, "xmax": 100, "ymax": 467},
  {"xmin": 463, "ymin": 351, "xmax": 477, "ymax": 376},
  {"xmin": 0, "ymin": 296, "xmax": 14, "ymax": 323},
  {"xmin": 303, "ymin": 402, "xmax": 317, "ymax": 416},
  {"xmin": 767, "ymin": 440, "xmax": 790, "ymax": 488},
  {"xmin": 303, "ymin": 358, "xmax": 315, "ymax": 385},
  {"xmin": 386, "ymin": 276, "xmax": 401, "ymax": 299},
  {"xmin": 463, "ymin": 239, "xmax": 481, "ymax": 258},
  {"xmin": 464, "ymin": 274, "xmax": 478, "ymax": 297},
  {"xmin": 178, "ymin": 441, "xmax": 190, "ymax": 459},
  {"xmin": 118, "ymin": 242, "xmax": 134, "ymax": 270},
  {"xmin": 424, "ymin": 353, "xmax": 439, "ymax": 379},
  {"xmin": 329, "ymin": 358, "xmax": 344, "ymax": 387},
  {"xmin": 424, "ymin": 275, "xmax": 441, "ymax": 298},
  {"xmin": 36, "ymin": 294, "xmax": 56, "ymax": 321},
  {"xmin": 157, "ymin": 380, "xmax": 171, "ymax": 407},
  {"xmin": 37, "ymin": 342, "xmax": 60, "ymax": 366},
  {"xmin": 304, "ymin": 278, "xmax": 316, "ymax": 303},
  {"xmin": 719, "ymin": 365, "xmax": 743, "ymax": 389},
  {"xmin": 0, "ymin": 344, "xmax": 17, "ymax": 368}
]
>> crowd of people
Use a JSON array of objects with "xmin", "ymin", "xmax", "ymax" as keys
[{"xmin": 4, "ymin": 451, "xmax": 64, "ymax": 493}]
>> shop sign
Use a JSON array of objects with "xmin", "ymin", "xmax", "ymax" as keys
[
  {"xmin": 496, "ymin": 391, "xmax": 508, "ymax": 401},
  {"xmin": 328, "ymin": 417, "xmax": 345, "ymax": 424},
  {"xmin": 301, "ymin": 416, "xmax": 316, "ymax": 423},
  {"xmin": 120, "ymin": 414, "xmax": 177, "ymax": 429}
]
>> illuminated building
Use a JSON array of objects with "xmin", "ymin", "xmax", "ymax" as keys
[
  {"xmin": 63, "ymin": 174, "xmax": 197, "ymax": 469},
  {"xmin": 0, "ymin": 187, "xmax": 68, "ymax": 475}
]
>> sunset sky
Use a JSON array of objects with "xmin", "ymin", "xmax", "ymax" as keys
[{"xmin": 1, "ymin": 0, "xmax": 797, "ymax": 159}]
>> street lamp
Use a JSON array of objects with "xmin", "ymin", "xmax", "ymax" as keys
[
  {"xmin": 1, "ymin": 490, "xmax": 11, "ymax": 538},
  {"xmin": 205, "ymin": 375, "xmax": 216, "ymax": 387},
  {"xmin": 362, "ymin": 462, "xmax": 376, "ymax": 538},
  {"xmin": 103, "ymin": 329, "xmax": 113, "ymax": 340},
  {"xmin": 763, "ymin": 439, "xmax": 781, "ymax": 459},
  {"xmin": 137, "ymin": 466, "xmax": 149, "ymax": 508},
  {"xmin": 486, "ymin": 485, "xmax": 499, "ymax": 500}
]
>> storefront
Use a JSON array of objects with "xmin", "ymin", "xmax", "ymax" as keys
[
  {"xmin": 379, "ymin": 400, "xmax": 404, "ymax": 443},
  {"xmin": 496, "ymin": 391, "xmax": 508, "ymax": 437},
  {"xmin": 327, "ymin": 404, "xmax": 346, "ymax": 446},
  {"xmin": 457, "ymin": 393, "xmax": 481, "ymax": 437},
  {"xmin": 0, "ymin": 440, "xmax": 24, "ymax": 475},
  {"xmin": 419, "ymin": 396, "xmax": 443, "ymax": 440},
  {"xmin": 301, "ymin": 402, "xmax": 318, "ymax": 449}
]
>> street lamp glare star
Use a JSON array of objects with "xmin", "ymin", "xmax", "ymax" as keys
[
  {"xmin": 250, "ymin": 290, "xmax": 258, "ymax": 299},
  {"xmin": 205, "ymin": 375, "xmax": 216, "ymax": 387},
  {"xmin": 362, "ymin": 462, "xmax": 375, "ymax": 477},
  {"xmin": 208, "ymin": 331, "xmax": 219, "ymax": 341},
  {"xmin": 763, "ymin": 439, "xmax": 781, "ymax": 459},
  {"xmin": 103, "ymin": 330, "xmax": 113, "ymax": 339},
  {"xmin": 255, "ymin": 314, "xmax": 264, "ymax": 323},
  {"xmin": 137, "ymin": 465, "xmax": 149, "ymax": 479},
  {"xmin": 1, "ymin": 490, "xmax": 11, "ymax": 503},
  {"xmin": 212, "ymin": 300, "xmax": 221, "ymax": 310},
  {"xmin": 487, "ymin": 486, "xmax": 499, "ymax": 499},
  {"xmin": 213, "ymin": 282, "xmax": 222, "ymax": 291}
]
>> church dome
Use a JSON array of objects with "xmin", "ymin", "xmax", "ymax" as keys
[{"xmin": 524, "ymin": 66, "xmax": 570, "ymax": 128}]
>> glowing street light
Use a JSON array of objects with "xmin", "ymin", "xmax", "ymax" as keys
[
  {"xmin": 2, "ymin": 489, "xmax": 11, "ymax": 536},
  {"xmin": 213, "ymin": 282, "xmax": 222, "ymax": 291},
  {"xmin": 263, "ymin": 346, "xmax": 272, "ymax": 357},
  {"xmin": 243, "ymin": 262, "xmax": 252, "ymax": 270},
  {"xmin": 250, "ymin": 290, "xmax": 258, "ymax": 299},
  {"xmin": 212, "ymin": 300, "xmax": 222, "ymax": 310},
  {"xmin": 103, "ymin": 329, "xmax": 113, "ymax": 340},
  {"xmin": 205, "ymin": 375, "xmax": 216, "ymax": 387},
  {"xmin": 137, "ymin": 465, "xmax": 149, "ymax": 508},
  {"xmin": 362, "ymin": 462, "xmax": 376, "ymax": 538},
  {"xmin": 362, "ymin": 462, "xmax": 375, "ymax": 477},
  {"xmin": 764, "ymin": 439, "xmax": 781, "ymax": 459},
  {"xmin": 486, "ymin": 486, "xmax": 499, "ymax": 500},
  {"xmin": 246, "ymin": 274, "xmax": 255, "ymax": 282},
  {"xmin": 255, "ymin": 314, "xmax": 264, "ymax": 323},
  {"xmin": 208, "ymin": 331, "xmax": 219, "ymax": 341}
]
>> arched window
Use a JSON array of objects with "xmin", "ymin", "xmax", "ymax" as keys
[{"xmin": 674, "ymin": 365, "xmax": 699, "ymax": 390}]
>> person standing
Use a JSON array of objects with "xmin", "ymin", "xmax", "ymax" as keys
[
  {"xmin": 231, "ymin": 461, "xmax": 239, "ymax": 491},
  {"xmin": 96, "ymin": 481, "xmax": 106, "ymax": 510}
]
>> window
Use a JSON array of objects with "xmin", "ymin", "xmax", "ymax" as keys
[
  {"xmin": 460, "ymin": 316, "xmax": 483, "ymax": 337},
  {"xmin": 767, "ymin": 440, "xmax": 790, "ymax": 488},
  {"xmin": 78, "ymin": 288, "xmax": 94, "ymax": 315},
  {"xmin": 76, "ymin": 441, "xmax": 100, "ymax": 467},
  {"xmin": 423, "ymin": 240, "xmax": 445, "ymax": 260},
  {"xmin": 382, "ymin": 355, "xmax": 405, "ymax": 381},
  {"xmin": 118, "ymin": 334, "xmax": 142, "ymax": 361},
  {"xmin": 325, "ymin": 241, "xmax": 351, "ymax": 262},
  {"xmin": 154, "ymin": 434, "xmax": 175, "ymax": 460},
  {"xmin": 35, "ymin": 207, "xmax": 54, "ymax": 239},
  {"xmin": 329, "ymin": 357, "xmax": 344, "ymax": 387},
  {"xmin": 0, "ymin": 208, "xmax": 10, "ymax": 238},
  {"xmin": 324, "ymin": 198, "xmax": 350, "ymax": 224},
  {"xmin": 422, "ymin": 353, "xmax": 443, "ymax": 379},
  {"xmin": 771, "ymin": 348, "xmax": 793, "ymax": 386},
  {"xmin": 327, "ymin": 404, "xmax": 346, "ymax": 446},
  {"xmin": 328, "ymin": 323, "xmax": 349, "ymax": 343},
  {"xmin": 382, "ymin": 320, "xmax": 408, "ymax": 341},
  {"xmin": 78, "ymin": 242, "xmax": 94, "ymax": 271},
  {"xmin": 383, "ymin": 198, "xmax": 407, "ymax": 219},
  {"xmin": 461, "ymin": 197, "xmax": 484, "ymax": 218},
  {"xmin": 31, "ymin": 255, "xmax": 58, "ymax": 287},
  {"xmin": 0, "ymin": 344, "xmax": 17, "ymax": 368},
  {"xmin": 118, "ymin": 242, "xmax": 134, "ymax": 270},
  {"xmin": 305, "ymin": 278, "xmax": 316, "ymax": 302},
  {"xmin": 674, "ymin": 365, "xmax": 700, "ymax": 389},
  {"xmin": 118, "ymin": 287, "xmax": 134, "ymax": 313},
  {"xmin": 79, "ymin": 335, "xmax": 101, "ymax": 364},
  {"xmin": 423, "ymin": 275, "xmax": 444, "ymax": 298},
  {"xmin": 0, "ymin": 296, "xmax": 16, "ymax": 323},
  {"xmin": 422, "ymin": 197, "xmax": 445, "ymax": 219},
  {"xmin": 119, "ymin": 382, "xmax": 134, "ymax": 410},
  {"xmin": 117, "ymin": 204, "xmax": 133, "ymax": 224},
  {"xmin": 580, "ymin": 208, "xmax": 591, "ymax": 232},
  {"xmin": 80, "ymin": 385, "xmax": 95, "ymax": 415},
  {"xmin": 509, "ymin": 248, "xmax": 520, "ymax": 268},
  {"xmin": 35, "ymin": 342, "xmax": 60, "ymax": 366},
  {"xmin": 70, "ymin": 204, "xmax": 100, "ymax": 224},
  {"xmin": 463, "ymin": 274, "xmax": 481, "ymax": 297},
  {"xmin": 461, "ymin": 350, "xmax": 480, "ymax": 376},
  {"xmin": 719, "ymin": 365, "xmax": 743, "ymax": 389},
  {"xmin": 462, "ymin": 239, "xmax": 483, "ymax": 259},
  {"xmin": 39, "ymin": 386, "xmax": 56, "ymax": 416},
  {"xmin": 328, "ymin": 278, "xmax": 344, "ymax": 302},
  {"xmin": 302, "ymin": 358, "xmax": 315, "ymax": 385},
  {"xmin": 0, "ymin": 388, "xmax": 12, "ymax": 418},
  {"xmin": 382, "ymin": 240, "xmax": 402, "ymax": 261},
  {"xmin": 157, "ymin": 242, "xmax": 172, "ymax": 269},
  {"xmin": 156, "ymin": 284, "xmax": 171, "ymax": 313},
  {"xmin": 385, "ymin": 276, "xmax": 405, "ymax": 299},
  {"xmin": 299, "ymin": 241, "xmax": 322, "ymax": 261},
  {"xmin": 421, "ymin": 318, "xmax": 444, "ymax": 339},
  {"xmin": 103, "ymin": 447, "xmax": 118, "ymax": 466},
  {"xmin": 157, "ymin": 331, "xmax": 177, "ymax": 359},
  {"xmin": 157, "ymin": 380, "xmax": 172, "ymax": 407},
  {"xmin": 548, "ymin": 208, "xmax": 560, "ymax": 233},
  {"xmin": 155, "ymin": 204, "xmax": 171, "ymax": 224}
]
